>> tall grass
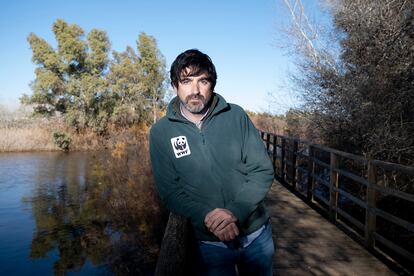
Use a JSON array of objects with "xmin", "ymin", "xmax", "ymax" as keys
[
  {"xmin": 0, "ymin": 105, "xmax": 150, "ymax": 152},
  {"xmin": 0, "ymin": 106, "xmax": 58, "ymax": 152}
]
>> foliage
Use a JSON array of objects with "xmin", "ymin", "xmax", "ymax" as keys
[
  {"xmin": 282, "ymin": 0, "xmax": 414, "ymax": 165},
  {"xmin": 22, "ymin": 19, "xmax": 167, "ymax": 133},
  {"xmin": 53, "ymin": 131, "xmax": 71, "ymax": 151},
  {"xmin": 247, "ymin": 111, "xmax": 287, "ymax": 135}
]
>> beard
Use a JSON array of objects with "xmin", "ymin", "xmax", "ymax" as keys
[{"xmin": 181, "ymin": 94, "xmax": 211, "ymax": 114}]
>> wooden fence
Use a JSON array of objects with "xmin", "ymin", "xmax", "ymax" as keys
[{"xmin": 260, "ymin": 131, "xmax": 414, "ymax": 268}]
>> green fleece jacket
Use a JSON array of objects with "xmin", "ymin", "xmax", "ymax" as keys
[{"xmin": 149, "ymin": 93, "xmax": 274, "ymax": 241}]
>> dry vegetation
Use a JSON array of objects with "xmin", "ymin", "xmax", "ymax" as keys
[
  {"xmin": 0, "ymin": 106, "xmax": 57, "ymax": 152},
  {"xmin": 0, "ymin": 105, "xmax": 151, "ymax": 152},
  {"xmin": 247, "ymin": 111, "xmax": 287, "ymax": 135}
]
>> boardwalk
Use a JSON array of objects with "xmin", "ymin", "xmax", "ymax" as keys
[{"xmin": 267, "ymin": 181, "xmax": 396, "ymax": 276}]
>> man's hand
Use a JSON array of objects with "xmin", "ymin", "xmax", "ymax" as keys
[
  {"xmin": 204, "ymin": 208, "xmax": 238, "ymax": 233},
  {"xmin": 212, "ymin": 222, "xmax": 240, "ymax": 241}
]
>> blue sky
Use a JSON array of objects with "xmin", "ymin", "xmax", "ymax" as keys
[{"xmin": 0, "ymin": 0, "xmax": 330, "ymax": 114}]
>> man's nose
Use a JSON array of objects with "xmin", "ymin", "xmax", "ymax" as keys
[{"xmin": 191, "ymin": 82, "xmax": 200, "ymax": 94}]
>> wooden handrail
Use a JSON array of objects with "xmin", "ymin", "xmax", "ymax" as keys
[
  {"xmin": 154, "ymin": 213, "xmax": 197, "ymax": 276},
  {"xmin": 261, "ymin": 131, "xmax": 414, "ymax": 266}
]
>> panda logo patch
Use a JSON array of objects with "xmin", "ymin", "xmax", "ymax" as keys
[{"xmin": 170, "ymin": 136, "xmax": 191, "ymax": 158}]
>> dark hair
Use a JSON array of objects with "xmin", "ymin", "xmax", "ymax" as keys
[{"xmin": 170, "ymin": 49, "xmax": 217, "ymax": 90}]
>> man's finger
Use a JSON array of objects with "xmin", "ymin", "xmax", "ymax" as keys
[
  {"xmin": 214, "ymin": 217, "xmax": 235, "ymax": 232},
  {"xmin": 208, "ymin": 216, "xmax": 225, "ymax": 232}
]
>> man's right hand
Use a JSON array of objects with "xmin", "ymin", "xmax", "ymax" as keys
[{"xmin": 212, "ymin": 222, "xmax": 239, "ymax": 241}]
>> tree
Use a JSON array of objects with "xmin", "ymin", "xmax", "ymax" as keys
[
  {"xmin": 23, "ymin": 19, "xmax": 167, "ymax": 133},
  {"xmin": 137, "ymin": 33, "xmax": 166, "ymax": 124},
  {"xmin": 23, "ymin": 19, "xmax": 112, "ymax": 133},
  {"xmin": 107, "ymin": 33, "xmax": 166, "ymax": 126},
  {"xmin": 281, "ymin": 0, "xmax": 414, "ymax": 165},
  {"xmin": 107, "ymin": 46, "xmax": 145, "ymax": 126}
]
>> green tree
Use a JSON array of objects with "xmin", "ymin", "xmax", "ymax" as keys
[
  {"xmin": 23, "ymin": 20, "xmax": 167, "ymax": 132},
  {"xmin": 137, "ymin": 32, "xmax": 166, "ymax": 124},
  {"xmin": 107, "ymin": 33, "xmax": 166, "ymax": 126},
  {"xmin": 23, "ymin": 19, "xmax": 112, "ymax": 132}
]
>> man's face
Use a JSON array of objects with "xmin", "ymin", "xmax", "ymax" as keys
[{"xmin": 174, "ymin": 69, "xmax": 213, "ymax": 114}]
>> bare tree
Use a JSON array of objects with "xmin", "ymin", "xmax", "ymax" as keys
[{"xmin": 279, "ymin": 0, "xmax": 414, "ymax": 165}]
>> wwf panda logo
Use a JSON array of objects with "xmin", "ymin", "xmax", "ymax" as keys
[{"xmin": 170, "ymin": 136, "xmax": 191, "ymax": 158}]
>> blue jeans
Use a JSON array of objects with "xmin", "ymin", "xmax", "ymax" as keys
[{"xmin": 197, "ymin": 221, "xmax": 275, "ymax": 276}]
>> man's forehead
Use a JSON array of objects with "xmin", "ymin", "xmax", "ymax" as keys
[{"xmin": 180, "ymin": 67, "xmax": 209, "ymax": 78}]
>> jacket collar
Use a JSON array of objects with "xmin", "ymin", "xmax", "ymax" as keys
[{"xmin": 166, "ymin": 93, "xmax": 229, "ymax": 122}]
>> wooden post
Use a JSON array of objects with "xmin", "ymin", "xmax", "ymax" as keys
[
  {"xmin": 292, "ymin": 140, "xmax": 298, "ymax": 190},
  {"xmin": 272, "ymin": 135, "xmax": 277, "ymax": 174},
  {"xmin": 307, "ymin": 145, "xmax": 314, "ymax": 201},
  {"xmin": 155, "ymin": 213, "xmax": 197, "ymax": 276},
  {"xmin": 329, "ymin": 152, "xmax": 339, "ymax": 221},
  {"xmin": 281, "ymin": 138, "xmax": 286, "ymax": 181},
  {"xmin": 365, "ymin": 160, "xmax": 377, "ymax": 248},
  {"xmin": 260, "ymin": 131, "xmax": 264, "ymax": 140},
  {"xmin": 266, "ymin": 133, "xmax": 270, "ymax": 153}
]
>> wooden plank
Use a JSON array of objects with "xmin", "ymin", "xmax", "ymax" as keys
[
  {"xmin": 335, "ymin": 168, "xmax": 369, "ymax": 187},
  {"xmin": 335, "ymin": 206, "xmax": 365, "ymax": 230},
  {"xmin": 266, "ymin": 133, "xmax": 270, "ymax": 151},
  {"xmin": 312, "ymin": 157, "xmax": 330, "ymax": 169},
  {"xmin": 333, "ymin": 187, "xmax": 367, "ymax": 208},
  {"xmin": 307, "ymin": 145, "xmax": 314, "ymax": 201},
  {"xmin": 313, "ymin": 191, "xmax": 330, "ymax": 206},
  {"xmin": 373, "ymin": 183, "xmax": 414, "ymax": 203},
  {"xmin": 365, "ymin": 160, "xmax": 377, "ymax": 248},
  {"xmin": 281, "ymin": 137, "xmax": 286, "ymax": 181},
  {"xmin": 312, "ymin": 143, "xmax": 368, "ymax": 163},
  {"xmin": 329, "ymin": 152, "xmax": 339, "ymax": 221},
  {"xmin": 374, "ymin": 232, "xmax": 414, "ymax": 262},
  {"xmin": 311, "ymin": 173, "xmax": 330, "ymax": 187},
  {"xmin": 272, "ymin": 135, "xmax": 277, "ymax": 175},
  {"xmin": 374, "ymin": 208, "xmax": 414, "ymax": 232},
  {"xmin": 297, "ymin": 166, "xmax": 308, "ymax": 174},
  {"xmin": 372, "ymin": 159, "xmax": 414, "ymax": 176}
]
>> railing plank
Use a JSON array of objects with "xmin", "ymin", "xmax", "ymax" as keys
[
  {"xmin": 307, "ymin": 145, "xmax": 315, "ymax": 201},
  {"xmin": 374, "ymin": 208, "xmax": 414, "ymax": 232},
  {"xmin": 312, "ymin": 158, "xmax": 330, "ymax": 169},
  {"xmin": 374, "ymin": 233, "xmax": 414, "ymax": 262},
  {"xmin": 333, "ymin": 187, "xmax": 367, "ymax": 209},
  {"xmin": 373, "ymin": 183, "xmax": 414, "ymax": 204},
  {"xmin": 335, "ymin": 168, "xmax": 369, "ymax": 187},
  {"xmin": 329, "ymin": 153, "xmax": 339, "ymax": 221},
  {"xmin": 373, "ymin": 160, "xmax": 414, "ymax": 176},
  {"xmin": 365, "ymin": 160, "xmax": 377, "ymax": 248},
  {"xmin": 335, "ymin": 206, "xmax": 365, "ymax": 231}
]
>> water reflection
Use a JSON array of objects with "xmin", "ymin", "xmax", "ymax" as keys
[{"xmin": 23, "ymin": 143, "xmax": 167, "ymax": 275}]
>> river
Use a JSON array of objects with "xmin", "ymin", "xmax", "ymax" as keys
[{"xmin": 0, "ymin": 150, "xmax": 166, "ymax": 275}]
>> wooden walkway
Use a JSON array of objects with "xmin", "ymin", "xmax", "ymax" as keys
[{"xmin": 267, "ymin": 181, "xmax": 396, "ymax": 276}]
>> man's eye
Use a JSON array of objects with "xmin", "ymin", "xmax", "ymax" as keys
[
  {"xmin": 181, "ymin": 79, "xmax": 191, "ymax": 84},
  {"xmin": 200, "ymin": 80, "xmax": 209, "ymax": 85}
]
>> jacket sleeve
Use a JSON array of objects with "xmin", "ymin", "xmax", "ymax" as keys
[
  {"xmin": 225, "ymin": 112, "xmax": 274, "ymax": 225},
  {"xmin": 149, "ymin": 126, "xmax": 213, "ymax": 230}
]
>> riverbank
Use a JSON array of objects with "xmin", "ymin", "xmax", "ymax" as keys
[{"xmin": 0, "ymin": 108, "xmax": 149, "ymax": 152}]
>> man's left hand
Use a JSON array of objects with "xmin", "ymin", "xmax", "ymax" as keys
[{"xmin": 204, "ymin": 208, "xmax": 238, "ymax": 233}]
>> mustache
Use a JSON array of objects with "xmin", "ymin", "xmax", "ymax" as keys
[{"xmin": 186, "ymin": 95, "xmax": 205, "ymax": 102}]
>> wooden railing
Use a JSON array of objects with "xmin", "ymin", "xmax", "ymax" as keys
[
  {"xmin": 154, "ymin": 213, "xmax": 196, "ymax": 276},
  {"xmin": 260, "ymin": 131, "xmax": 414, "ymax": 268}
]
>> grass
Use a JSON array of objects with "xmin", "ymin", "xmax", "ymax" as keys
[{"xmin": 0, "ymin": 105, "xmax": 151, "ymax": 152}]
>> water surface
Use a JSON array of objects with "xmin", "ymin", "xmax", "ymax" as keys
[{"xmin": 0, "ymin": 151, "xmax": 165, "ymax": 275}]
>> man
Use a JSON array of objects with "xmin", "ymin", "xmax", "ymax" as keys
[{"xmin": 149, "ymin": 49, "xmax": 275, "ymax": 275}]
